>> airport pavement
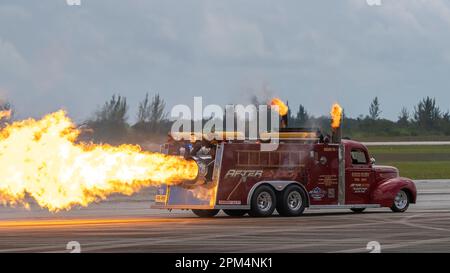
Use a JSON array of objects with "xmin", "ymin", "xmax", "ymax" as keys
[{"xmin": 0, "ymin": 180, "xmax": 449, "ymax": 253}]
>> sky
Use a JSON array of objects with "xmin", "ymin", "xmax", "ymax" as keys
[{"xmin": 1, "ymin": 0, "xmax": 450, "ymax": 122}]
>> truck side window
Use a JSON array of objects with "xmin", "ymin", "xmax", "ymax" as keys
[{"xmin": 351, "ymin": 149, "xmax": 368, "ymax": 165}]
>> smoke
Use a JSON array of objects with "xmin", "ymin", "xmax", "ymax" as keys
[{"xmin": 238, "ymin": 80, "xmax": 275, "ymax": 106}]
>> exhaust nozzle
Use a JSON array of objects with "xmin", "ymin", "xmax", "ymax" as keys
[
  {"xmin": 332, "ymin": 126, "xmax": 342, "ymax": 144},
  {"xmin": 182, "ymin": 157, "xmax": 212, "ymax": 187}
]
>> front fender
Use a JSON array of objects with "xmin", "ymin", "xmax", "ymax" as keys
[{"xmin": 371, "ymin": 177, "xmax": 417, "ymax": 207}]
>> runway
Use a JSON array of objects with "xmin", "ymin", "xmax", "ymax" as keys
[{"xmin": 0, "ymin": 180, "xmax": 449, "ymax": 253}]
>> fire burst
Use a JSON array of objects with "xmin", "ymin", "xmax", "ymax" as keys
[
  {"xmin": 270, "ymin": 98, "xmax": 289, "ymax": 116},
  {"xmin": 0, "ymin": 111, "xmax": 198, "ymax": 212},
  {"xmin": 0, "ymin": 110, "xmax": 11, "ymax": 120},
  {"xmin": 330, "ymin": 103, "xmax": 343, "ymax": 129}
]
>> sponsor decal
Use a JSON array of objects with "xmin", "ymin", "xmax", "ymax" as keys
[
  {"xmin": 350, "ymin": 183, "xmax": 370, "ymax": 193},
  {"xmin": 352, "ymin": 172, "xmax": 370, "ymax": 183},
  {"xmin": 224, "ymin": 169, "xmax": 263, "ymax": 182},
  {"xmin": 352, "ymin": 172, "xmax": 370, "ymax": 178},
  {"xmin": 155, "ymin": 194, "xmax": 167, "ymax": 203},
  {"xmin": 262, "ymin": 169, "xmax": 301, "ymax": 180},
  {"xmin": 309, "ymin": 187, "xmax": 326, "ymax": 201},
  {"xmin": 318, "ymin": 174, "xmax": 338, "ymax": 186},
  {"xmin": 328, "ymin": 188, "xmax": 336, "ymax": 199}
]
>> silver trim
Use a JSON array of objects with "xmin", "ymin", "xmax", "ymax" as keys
[
  {"xmin": 151, "ymin": 204, "xmax": 381, "ymax": 210},
  {"xmin": 151, "ymin": 204, "xmax": 215, "ymax": 210},
  {"xmin": 150, "ymin": 204, "xmax": 251, "ymax": 210},
  {"xmin": 210, "ymin": 143, "xmax": 224, "ymax": 207},
  {"xmin": 215, "ymin": 205, "xmax": 250, "ymax": 210},
  {"xmin": 338, "ymin": 143, "xmax": 346, "ymax": 205},
  {"xmin": 309, "ymin": 204, "xmax": 380, "ymax": 209}
]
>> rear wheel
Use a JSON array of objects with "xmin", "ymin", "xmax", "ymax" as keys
[
  {"xmin": 277, "ymin": 185, "xmax": 307, "ymax": 217},
  {"xmin": 350, "ymin": 208, "xmax": 366, "ymax": 213},
  {"xmin": 192, "ymin": 209, "xmax": 220, "ymax": 218},
  {"xmin": 248, "ymin": 185, "xmax": 276, "ymax": 217},
  {"xmin": 223, "ymin": 209, "xmax": 248, "ymax": 217},
  {"xmin": 391, "ymin": 190, "xmax": 409, "ymax": 213}
]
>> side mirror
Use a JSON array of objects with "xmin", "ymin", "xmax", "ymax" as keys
[{"xmin": 370, "ymin": 157, "xmax": 376, "ymax": 165}]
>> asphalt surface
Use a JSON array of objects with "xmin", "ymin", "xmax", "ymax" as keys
[{"xmin": 0, "ymin": 180, "xmax": 449, "ymax": 253}]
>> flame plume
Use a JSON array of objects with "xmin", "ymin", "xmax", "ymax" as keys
[
  {"xmin": 0, "ymin": 110, "xmax": 11, "ymax": 120},
  {"xmin": 270, "ymin": 98, "xmax": 289, "ymax": 116},
  {"xmin": 330, "ymin": 103, "xmax": 343, "ymax": 129},
  {"xmin": 0, "ymin": 111, "xmax": 198, "ymax": 212}
]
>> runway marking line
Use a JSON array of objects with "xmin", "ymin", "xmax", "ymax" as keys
[{"xmin": 0, "ymin": 218, "xmax": 195, "ymax": 229}]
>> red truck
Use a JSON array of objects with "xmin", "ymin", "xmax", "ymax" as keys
[{"xmin": 152, "ymin": 128, "xmax": 417, "ymax": 217}]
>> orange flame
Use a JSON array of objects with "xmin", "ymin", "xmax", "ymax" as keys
[
  {"xmin": 0, "ymin": 110, "xmax": 11, "ymax": 120},
  {"xmin": 0, "ymin": 110, "xmax": 198, "ymax": 212},
  {"xmin": 270, "ymin": 98, "xmax": 289, "ymax": 116},
  {"xmin": 330, "ymin": 103, "xmax": 343, "ymax": 129}
]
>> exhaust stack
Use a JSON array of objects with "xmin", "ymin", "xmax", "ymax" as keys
[
  {"xmin": 270, "ymin": 98, "xmax": 289, "ymax": 129},
  {"xmin": 330, "ymin": 103, "xmax": 343, "ymax": 143},
  {"xmin": 332, "ymin": 126, "xmax": 342, "ymax": 144},
  {"xmin": 280, "ymin": 112, "xmax": 288, "ymax": 129}
]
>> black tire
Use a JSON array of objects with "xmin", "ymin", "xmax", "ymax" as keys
[
  {"xmin": 350, "ymin": 208, "xmax": 366, "ymax": 213},
  {"xmin": 276, "ymin": 185, "xmax": 307, "ymax": 217},
  {"xmin": 248, "ymin": 185, "xmax": 277, "ymax": 217},
  {"xmin": 192, "ymin": 209, "xmax": 220, "ymax": 218},
  {"xmin": 390, "ymin": 189, "xmax": 410, "ymax": 213},
  {"xmin": 223, "ymin": 209, "xmax": 248, "ymax": 217}
]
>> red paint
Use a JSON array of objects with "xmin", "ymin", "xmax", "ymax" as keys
[
  {"xmin": 159, "ymin": 139, "xmax": 417, "ymax": 210},
  {"xmin": 214, "ymin": 140, "xmax": 416, "ymax": 207}
]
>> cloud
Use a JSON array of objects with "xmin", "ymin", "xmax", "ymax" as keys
[
  {"xmin": 201, "ymin": 12, "xmax": 267, "ymax": 60},
  {"xmin": 0, "ymin": 0, "xmax": 450, "ymax": 121},
  {"xmin": 0, "ymin": 38, "xmax": 28, "ymax": 77}
]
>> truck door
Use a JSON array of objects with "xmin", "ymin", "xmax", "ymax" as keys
[
  {"xmin": 307, "ymin": 144, "xmax": 339, "ymax": 205},
  {"xmin": 345, "ymin": 148, "xmax": 374, "ymax": 204}
]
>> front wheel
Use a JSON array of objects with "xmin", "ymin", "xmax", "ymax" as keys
[
  {"xmin": 390, "ymin": 190, "xmax": 409, "ymax": 213},
  {"xmin": 192, "ymin": 209, "xmax": 220, "ymax": 217}
]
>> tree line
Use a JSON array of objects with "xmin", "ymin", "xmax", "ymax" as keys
[
  {"xmin": 289, "ymin": 96, "xmax": 450, "ymax": 140},
  {"xmin": 1, "ymin": 95, "xmax": 450, "ymax": 143},
  {"xmin": 81, "ymin": 93, "xmax": 171, "ymax": 144},
  {"xmin": 80, "ymin": 94, "xmax": 450, "ymax": 142}
]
